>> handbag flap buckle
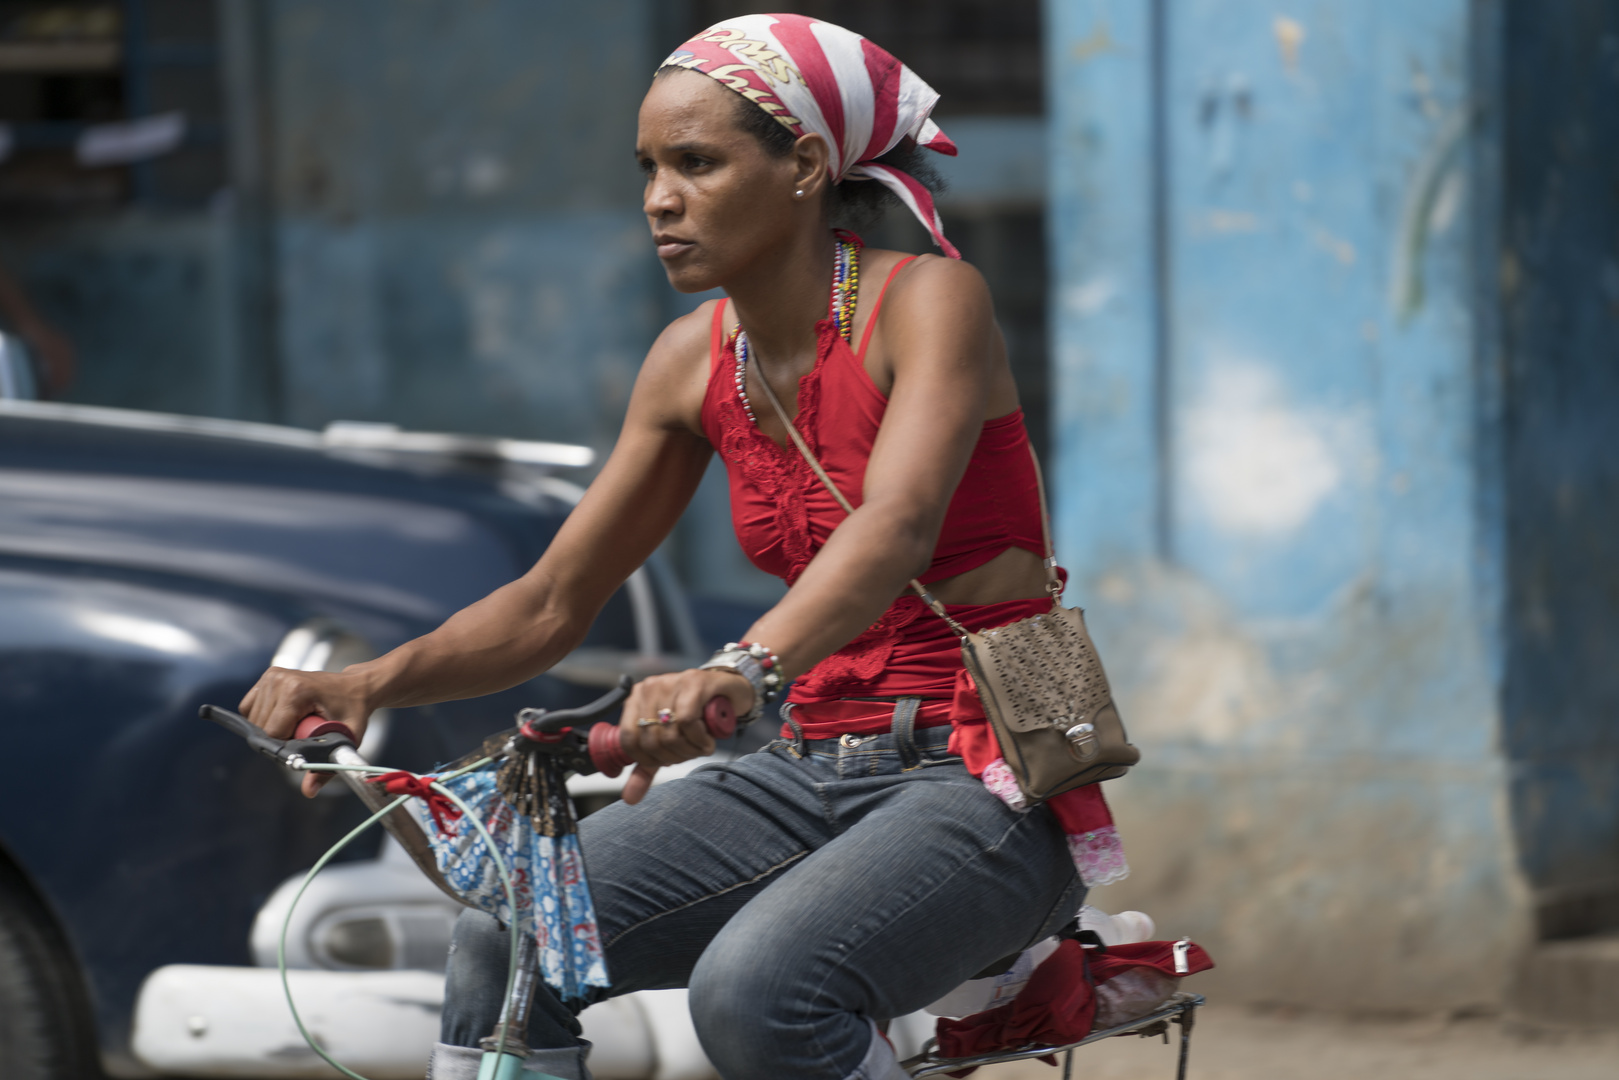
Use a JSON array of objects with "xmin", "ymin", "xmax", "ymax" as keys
[{"xmin": 1061, "ymin": 718, "xmax": 1099, "ymax": 761}]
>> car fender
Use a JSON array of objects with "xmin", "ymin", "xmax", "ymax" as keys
[{"xmin": 0, "ymin": 559, "xmax": 406, "ymax": 1075}]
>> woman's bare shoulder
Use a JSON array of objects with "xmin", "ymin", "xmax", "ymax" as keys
[
  {"xmin": 648, "ymin": 299, "xmax": 723, "ymax": 365},
  {"xmin": 852, "ymin": 248, "xmax": 987, "ymax": 356},
  {"xmin": 863, "ymin": 251, "xmax": 992, "ymax": 349},
  {"xmin": 859, "ymin": 250, "xmax": 1004, "ymax": 411},
  {"xmin": 631, "ymin": 299, "xmax": 724, "ymax": 434},
  {"xmin": 881, "ymin": 250, "xmax": 989, "ymax": 303}
]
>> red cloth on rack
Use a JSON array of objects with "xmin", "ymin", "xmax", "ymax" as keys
[
  {"xmin": 935, "ymin": 939, "xmax": 1215, "ymax": 1062},
  {"xmin": 936, "ymin": 940, "xmax": 1097, "ymax": 1061}
]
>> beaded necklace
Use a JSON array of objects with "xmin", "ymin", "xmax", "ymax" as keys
[{"xmin": 732, "ymin": 234, "xmax": 861, "ymax": 426}]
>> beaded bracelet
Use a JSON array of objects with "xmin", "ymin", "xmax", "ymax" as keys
[{"xmin": 699, "ymin": 641, "xmax": 783, "ymax": 725}]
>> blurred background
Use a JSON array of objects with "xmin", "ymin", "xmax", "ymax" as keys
[{"xmin": 0, "ymin": 0, "xmax": 1615, "ymax": 1076}]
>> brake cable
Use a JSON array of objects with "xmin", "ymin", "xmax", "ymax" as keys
[{"xmin": 276, "ymin": 757, "xmax": 517, "ymax": 1080}]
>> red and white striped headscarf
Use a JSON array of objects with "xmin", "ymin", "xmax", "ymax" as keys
[{"xmin": 660, "ymin": 13, "xmax": 961, "ymax": 259}]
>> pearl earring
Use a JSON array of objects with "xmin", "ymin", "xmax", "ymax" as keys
[{"xmin": 794, "ymin": 189, "xmax": 805, "ymax": 198}]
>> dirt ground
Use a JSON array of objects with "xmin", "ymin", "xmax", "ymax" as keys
[{"xmin": 972, "ymin": 1005, "xmax": 1619, "ymax": 1080}]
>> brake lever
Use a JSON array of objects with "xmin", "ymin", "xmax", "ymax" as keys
[
  {"xmin": 199, "ymin": 704, "xmax": 357, "ymax": 767},
  {"xmin": 516, "ymin": 677, "xmax": 633, "ymax": 739}
]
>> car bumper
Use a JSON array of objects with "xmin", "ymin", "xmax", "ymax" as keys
[{"xmin": 131, "ymin": 965, "xmax": 713, "ymax": 1079}]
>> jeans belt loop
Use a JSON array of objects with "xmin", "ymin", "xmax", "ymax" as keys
[
  {"xmin": 781, "ymin": 703, "xmax": 807, "ymax": 759},
  {"xmin": 891, "ymin": 696, "xmax": 923, "ymax": 771}
]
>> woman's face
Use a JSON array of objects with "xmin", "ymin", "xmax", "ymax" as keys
[{"xmin": 637, "ymin": 70, "xmax": 807, "ymax": 293}]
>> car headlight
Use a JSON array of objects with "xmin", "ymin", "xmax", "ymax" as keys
[
  {"xmin": 270, "ymin": 618, "xmax": 392, "ymax": 772},
  {"xmin": 307, "ymin": 905, "xmax": 459, "ymax": 971}
]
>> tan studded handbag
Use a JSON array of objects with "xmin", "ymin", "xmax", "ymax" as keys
[{"xmin": 753, "ymin": 372, "xmax": 1139, "ymax": 803}]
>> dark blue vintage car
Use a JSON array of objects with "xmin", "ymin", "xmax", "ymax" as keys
[{"xmin": 0, "ymin": 396, "xmax": 707, "ymax": 1079}]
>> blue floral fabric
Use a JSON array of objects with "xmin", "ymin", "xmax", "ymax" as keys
[{"xmin": 412, "ymin": 769, "xmax": 608, "ymax": 1000}]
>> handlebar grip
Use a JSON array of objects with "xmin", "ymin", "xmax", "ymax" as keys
[
  {"xmin": 587, "ymin": 697, "xmax": 737, "ymax": 778},
  {"xmin": 587, "ymin": 723, "xmax": 630, "ymax": 777},
  {"xmin": 295, "ymin": 714, "xmax": 357, "ymax": 742},
  {"xmin": 704, "ymin": 696, "xmax": 737, "ymax": 739}
]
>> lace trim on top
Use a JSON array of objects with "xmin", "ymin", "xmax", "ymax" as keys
[
  {"xmin": 713, "ymin": 318, "xmax": 833, "ymax": 586},
  {"xmin": 979, "ymin": 755, "xmax": 1130, "ymax": 886},
  {"xmin": 714, "ymin": 318, "xmax": 926, "ymax": 699},
  {"xmin": 796, "ymin": 595, "xmax": 928, "ymax": 698}
]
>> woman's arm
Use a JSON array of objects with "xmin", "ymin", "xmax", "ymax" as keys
[
  {"xmin": 743, "ymin": 255, "xmax": 1001, "ymax": 675},
  {"xmin": 611, "ymin": 257, "xmax": 1005, "ymax": 803},
  {"xmin": 238, "ymin": 306, "xmax": 732, "ymax": 789}
]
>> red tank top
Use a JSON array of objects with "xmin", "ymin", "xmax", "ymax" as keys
[{"xmin": 699, "ymin": 258, "xmax": 1055, "ymax": 737}]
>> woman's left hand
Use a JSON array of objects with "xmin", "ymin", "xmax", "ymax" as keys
[{"xmin": 616, "ymin": 668, "xmax": 755, "ymax": 804}]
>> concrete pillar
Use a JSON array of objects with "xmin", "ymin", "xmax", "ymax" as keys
[{"xmin": 1042, "ymin": 0, "xmax": 1584, "ymax": 1011}]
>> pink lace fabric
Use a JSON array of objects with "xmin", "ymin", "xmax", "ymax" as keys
[
  {"xmin": 980, "ymin": 758, "xmax": 1027, "ymax": 811},
  {"xmin": 1067, "ymin": 826, "xmax": 1130, "ymax": 888},
  {"xmin": 980, "ymin": 755, "xmax": 1130, "ymax": 888}
]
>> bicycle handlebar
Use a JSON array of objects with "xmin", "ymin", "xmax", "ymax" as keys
[
  {"xmin": 201, "ymin": 674, "xmax": 737, "ymax": 780},
  {"xmin": 514, "ymin": 676, "xmax": 736, "ymax": 778},
  {"xmin": 583, "ymin": 696, "xmax": 735, "ymax": 778}
]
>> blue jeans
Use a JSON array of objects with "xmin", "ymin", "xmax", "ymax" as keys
[{"xmin": 441, "ymin": 705, "xmax": 1084, "ymax": 1079}]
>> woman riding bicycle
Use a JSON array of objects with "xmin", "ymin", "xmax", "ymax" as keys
[{"xmin": 241, "ymin": 14, "xmax": 1125, "ymax": 1079}]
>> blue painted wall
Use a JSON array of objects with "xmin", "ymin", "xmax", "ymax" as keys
[
  {"xmin": 0, "ymin": 210, "xmax": 246, "ymax": 418},
  {"xmin": 260, "ymin": 0, "xmax": 667, "ymax": 451},
  {"xmin": 1, "ymin": 1, "xmax": 669, "ymax": 450},
  {"xmin": 1045, "ymin": 0, "xmax": 1545, "ymax": 1009}
]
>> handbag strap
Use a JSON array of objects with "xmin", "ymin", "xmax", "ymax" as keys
[
  {"xmin": 1025, "ymin": 442, "xmax": 1064, "ymax": 601},
  {"xmin": 748, "ymin": 349, "xmax": 1062, "ymax": 641}
]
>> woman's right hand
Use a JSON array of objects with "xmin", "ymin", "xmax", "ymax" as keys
[
  {"xmin": 615, "ymin": 668, "xmax": 753, "ymax": 805},
  {"xmin": 239, "ymin": 666, "xmax": 377, "ymax": 798}
]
